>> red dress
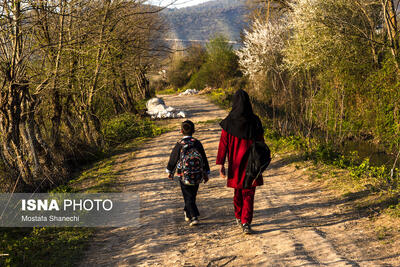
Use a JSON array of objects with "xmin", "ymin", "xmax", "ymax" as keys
[{"xmin": 216, "ymin": 129, "xmax": 263, "ymax": 189}]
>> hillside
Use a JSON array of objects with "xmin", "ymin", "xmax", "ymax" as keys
[{"xmin": 163, "ymin": 0, "xmax": 248, "ymax": 45}]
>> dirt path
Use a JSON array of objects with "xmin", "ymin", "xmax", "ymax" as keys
[{"xmin": 80, "ymin": 94, "xmax": 400, "ymax": 267}]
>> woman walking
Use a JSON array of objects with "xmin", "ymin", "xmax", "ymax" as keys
[{"xmin": 216, "ymin": 89, "xmax": 264, "ymax": 234}]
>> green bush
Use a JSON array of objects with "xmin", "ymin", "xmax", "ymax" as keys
[
  {"xmin": 205, "ymin": 88, "xmax": 234, "ymax": 109},
  {"xmin": 102, "ymin": 113, "xmax": 162, "ymax": 146},
  {"xmin": 186, "ymin": 35, "xmax": 241, "ymax": 90},
  {"xmin": 186, "ymin": 67, "xmax": 210, "ymax": 90},
  {"xmin": 167, "ymin": 44, "xmax": 206, "ymax": 88}
]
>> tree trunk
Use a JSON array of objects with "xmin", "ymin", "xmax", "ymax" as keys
[
  {"xmin": 382, "ymin": 0, "xmax": 400, "ymax": 69},
  {"xmin": 136, "ymin": 67, "xmax": 150, "ymax": 99},
  {"xmin": 0, "ymin": 82, "xmax": 34, "ymax": 186},
  {"xmin": 50, "ymin": 0, "xmax": 66, "ymax": 149}
]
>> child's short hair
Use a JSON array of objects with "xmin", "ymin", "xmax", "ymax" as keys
[{"xmin": 181, "ymin": 120, "xmax": 195, "ymax": 136}]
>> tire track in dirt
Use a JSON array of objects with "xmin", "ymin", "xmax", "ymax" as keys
[{"xmin": 79, "ymin": 94, "xmax": 399, "ymax": 266}]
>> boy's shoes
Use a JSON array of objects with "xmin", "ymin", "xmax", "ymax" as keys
[
  {"xmin": 189, "ymin": 217, "xmax": 199, "ymax": 226},
  {"xmin": 184, "ymin": 211, "xmax": 190, "ymax": 222},
  {"xmin": 235, "ymin": 218, "xmax": 241, "ymax": 226},
  {"xmin": 242, "ymin": 223, "xmax": 252, "ymax": 234}
]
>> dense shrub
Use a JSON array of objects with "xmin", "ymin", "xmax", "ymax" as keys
[
  {"xmin": 165, "ymin": 35, "xmax": 242, "ymax": 91},
  {"xmin": 102, "ymin": 113, "xmax": 163, "ymax": 146},
  {"xmin": 186, "ymin": 35, "xmax": 241, "ymax": 89},
  {"xmin": 167, "ymin": 44, "xmax": 207, "ymax": 88}
]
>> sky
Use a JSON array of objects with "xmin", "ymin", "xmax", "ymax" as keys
[{"xmin": 149, "ymin": 0, "xmax": 213, "ymax": 8}]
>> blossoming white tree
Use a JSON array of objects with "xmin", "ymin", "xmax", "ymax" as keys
[
  {"xmin": 236, "ymin": 18, "xmax": 292, "ymax": 132},
  {"xmin": 284, "ymin": 0, "xmax": 382, "ymax": 70},
  {"xmin": 236, "ymin": 19, "xmax": 288, "ymax": 85}
]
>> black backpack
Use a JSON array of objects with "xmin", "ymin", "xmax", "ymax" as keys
[{"xmin": 242, "ymin": 140, "xmax": 271, "ymax": 189}]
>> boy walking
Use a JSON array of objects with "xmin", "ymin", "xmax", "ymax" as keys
[{"xmin": 166, "ymin": 120, "xmax": 210, "ymax": 226}]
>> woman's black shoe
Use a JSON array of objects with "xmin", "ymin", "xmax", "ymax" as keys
[{"xmin": 242, "ymin": 223, "xmax": 252, "ymax": 234}]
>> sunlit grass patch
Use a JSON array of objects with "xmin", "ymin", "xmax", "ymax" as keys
[
  {"xmin": 0, "ymin": 227, "xmax": 94, "ymax": 267},
  {"xmin": 203, "ymin": 88, "xmax": 234, "ymax": 109},
  {"xmin": 157, "ymin": 87, "xmax": 177, "ymax": 95}
]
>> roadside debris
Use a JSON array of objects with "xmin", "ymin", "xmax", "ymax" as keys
[
  {"xmin": 146, "ymin": 97, "xmax": 186, "ymax": 119},
  {"xmin": 179, "ymin": 89, "xmax": 198, "ymax": 96}
]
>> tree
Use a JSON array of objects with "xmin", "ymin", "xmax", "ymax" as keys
[
  {"xmin": 236, "ymin": 19, "xmax": 288, "ymax": 83},
  {"xmin": 380, "ymin": 0, "xmax": 400, "ymax": 69},
  {"xmin": 167, "ymin": 44, "xmax": 207, "ymax": 88},
  {"xmin": 236, "ymin": 18, "xmax": 291, "ymax": 131},
  {"xmin": 187, "ymin": 35, "xmax": 240, "ymax": 89},
  {"xmin": 0, "ymin": 0, "xmax": 168, "ymax": 190}
]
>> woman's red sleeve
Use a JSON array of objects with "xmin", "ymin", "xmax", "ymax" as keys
[{"xmin": 216, "ymin": 129, "xmax": 228, "ymax": 165}]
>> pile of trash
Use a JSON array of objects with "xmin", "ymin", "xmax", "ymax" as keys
[
  {"xmin": 146, "ymin": 97, "xmax": 186, "ymax": 119},
  {"xmin": 178, "ymin": 89, "xmax": 198, "ymax": 96}
]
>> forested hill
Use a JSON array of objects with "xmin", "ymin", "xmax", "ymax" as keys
[{"xmin": 163, "ymin": 0, "xmax": 248, "ymax": 43}]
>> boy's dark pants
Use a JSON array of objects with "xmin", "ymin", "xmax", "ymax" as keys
[{"xmin": 180, "ymin": 181, "xmax": 200, "ymax": 219}]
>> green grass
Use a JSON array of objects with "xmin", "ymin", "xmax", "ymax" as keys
[
  {"xmin": 203, "ymin": 88, "xmax": 234, "ymax": 110},
  {"xmin": 53, "ymin": 157, "xmax": 120, "ymax": 194},
  {"xmin": 0, "ymin": 227, "xmax": 93, "ymax": 267},
  {"xmin": 102, "ymin": 113, "xmax": 166, "ymax": 147},
  {"xmin": 263, "ymin": 126, "xmax": 400, "ymax": 219},
  {"xmin": 387, "ymin": 203, "xmax": 400, "ymax": 217},
  {"xmin": 157, "ymin": 86, "xmax": 197, "ymax": 96},
  {"xmin": 156, "ymin": 87, "xmax": 177, "ymax": 95}
]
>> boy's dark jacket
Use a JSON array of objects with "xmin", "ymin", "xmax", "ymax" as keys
[{"xmin": 167, "ymin": 137, "xmax": 210, "ymax": 175}]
